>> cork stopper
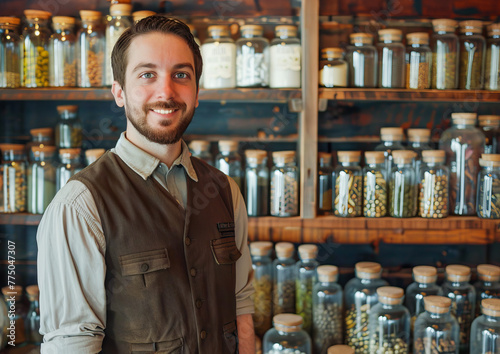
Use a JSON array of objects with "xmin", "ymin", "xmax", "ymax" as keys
[
  {"xmin": 208, "ymin": 25, "xmax": 230, "ymax": 37},
  {"xmin": 189, "ymin": 140, "xmax": 210, "ymax": 153},
  {"xmin": 407, "ymin": 128, "xmax": 431, "ymax": 143},
  {"xmin": 0, "ymin": 143, "xmax": 25, "ymax": 152},
  {"xmin": 413, "ymin": 265, "xmax": 438, "ymax": 283},
  {"xmin": 378, "ymin": 28, "xmax": 403, "ymax": 42},
  {"xmin": 0, "ymin": 17, "xmax": 21, "ymax": 26},
  {"xmin": 365, "ymin": 151, "xmax": 385, "ymax": 164},
  {"xmin": 273, "ymin": 314, "xmax": 303, "ymax": 332},
  {"xmin": 250, "ymin": 241, "xmax": 273, "ymax": 256},
  {"xmin": 488, "ymin": 24, "xmax": 500, "ymax": 36},
  {"xmin": 24, "ymin": 9, "xmax": 52, "ymax": 20},
  {"xmin": 477, "ymin": 264, "xmax": 500, "ymax": 282},
  {"xmin": 407, "ymin": 32, "xmax": 429, "ymax": 45},
  {"xmin": 2, "ymin": 285, "xmax": 23, "ymax": 301},
  {"xmin": 298, "ymin": 244, "xmax": 318, "ymax": 260},
  {"xmin": 380, "ymin": 127, "xmax": 404, "ymax": 141},
  {"xmin": 132, "ymin": 10, "xmax": 155, "ymax": 22},
  {"xmin": 482, "ymin": 298, "xmax": 500, "ymax": 317},
  {"xmin": 240, "ymin": 24, "xmax": 263, "ymax": 37},
  {"xmin": 424, "ymin": 295, "xmax": 452, "ymax": 314},
  {"xmin": 275, "ymin": 242, "xmax": 294, "ymax": 259},
  {"xmin": 57, "ymin": 105, "xmax": 78, "ymax": 114},
  {"xmin": 355, "ymin": 261, "xmax": 382, "ymax": 280},
  {"xmin": 245, "ymin": 149, "xmax": 267, "ymax": 164},
  {"xmin": 218, "ymin": 140, "xmax": 238, "ymax": 152},
  {"xmin": 478, "ymin": 115, "xmax": 500, "ymax": 128},
  {"xmin": 272, "ymin": 150, "xmax": 296, "ymax": 164},
  {"xmin": 377, "ymin": 286, "xmax": 404, "ymax": 305},
  {"xmin": 110, "ymin": 3, "xmax": 133, "ymax": 16},
  {"xmin": 479, "ymin": 154, "xmax": 500, "ymax": 167},
  {"xmin": 459, "ymin": 20, "xmax": 483, "ymax": 34},
  {"xmin": 451, "ymin": 112, "xmax": 477, "ymax": 125},
  {"xmin": 350, "ymin": 32, "xmax": 373, "ymax": 44},
  {"xmin": 30, "ymin": 127, "xmax": 53, "ymax": 138},
  {"xmin": 422, "ymin": 150, "xmax": 445, "ymax": 164},
  {"xmin": 52, "ymin": 16, "xmax": 75, "ymax": 25},
  {"xmin": 59, "ymin": 148, "xmax": 82, "ymax": 158},
  {"xmin": 318, "ymin": 152, "xmax": 332, "ymax": 165},
  {"xmin": 328, "ymin": 345, "xmax": 355, "ymax": 354},
  {"xmin": 26, "ymin": 285, "xmax": 39, "ymax": 301},
  {"xmin": 318, "ymin": 265, "xmax": 339, "ymax": 283},
  {"xmin": 85, "ymin": 148, "xmax": 106, "ymax": 162},
  {"xmin": 432, "ymin": 19, "xmax": 458, "ymax": 32},
  {"xmin": 275, "ymin": 25, "xmax": 297, "ymax": 38},
  {"xmin": 80, "ymin": 10, "xmax": 102, "ymax": 22},
  {"xmin": 321, "ymin": 47, "xmax": 344, "ymax": 59},
  {"xmin": 446, "ymin": 264, "xmax": 471, "ymax": 282},
  {"xmin": 32, "ymin": 145, "xmax": 57, "ymax": 155},
  {"xmin": 392, "ymin": 150, "xmax": 416, "ymax": 164},
  {"xmin": 337, "ymin": 151, "xmax": 361, "ymax": 163}
]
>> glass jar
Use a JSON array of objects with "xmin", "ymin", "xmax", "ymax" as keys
[
  {"xmin": 56, "ymin": 148, "xmax": 83, "ymax": 191},
  {"xmin": 407, "ymin": 128, "xmax": 432, "ymax": 180},
  {"xmin": 485, "ymin": 24, "xmax": 500, "ymax": 91},
  {"xmin": 441, "ymin": 264, "xmax": 476, "ymax": 352},
  {"xmin": 236, "ymin": 25, "xmax": 269, "ymax": 88},
  {"xmin": 296, "ymin": 244, "xmax": 319, "ymax": 335},
  {"xmin": 477, "ymin": 154, "xmax": 500, "ymax": 218},
  {"xmin": 419, "ymin": 150, "xmax": 450, "ymax": 218},
  {"xmin": 49, "ymin": 16, "xmax": 76, "ymax": 87},
  {"xmin": 77, "ymin": 10, "xmax": 105, "ymax": 87},
  {"xmin": 0, "ymin": 16, "xmax": 22, "ymax": 88},
  {"xmin": 317, "ymin": 152, "xmax": 334, "ymax": 215},
  {"xmin": 215, "ymin": 140, "xmax": 242, "ymax": 190},
  {"xmin": 269, "ymin": 25, "xmax": 301, "ymax": 88},
  {"xmin": 245, "ymin": 149, "xmax": 269, "ymax": 217},
  {"xmin": 319, "ymin": 47, "xmax": 348, "ymax": 88},
  {"xmin": 1, "ymin": 144, "xmax": 27, "ymax": 213},
  {"xmin": 263, "ymin": 314, "xmax": 312, "ymax": 354},
  {"xmin": 439, "ymin": 112, "xmax": 485, "ymax": 215},
  {"xmin": 189, "ymin": 140, "xmax": 213, "ymax": 166},
  {"xmin": 390, "ymin": 150, "xmax": 418, "ymax": 218},
  {"xmin": 84, "ymin": 148, "xmax": 105, "ymax": 166},
  {"xmin": 459, "ymin": 20, "xmax": 486, "ymax": 90},
  {"xmin": 273, "ymin": 242, "xmax": 296, "ymax": 316},
  {"xmin": 345, "ymin": 33, "xmax": 377, "ymax": 88},
  {"xmin": 312, "ymin": 265, "xmax": 343, "ymax": 353},
  {"xmin": 368, "ymin": 286, "xmax": 411, "ymax": 353},
  {"xmin": 25, "ymin": 285, "xmax": 42, "ymax": 345},
  {"xmin": 470, "ymin": 298, "xmax": 500, "ymax": 354},
  {"xmin": 478, "ymin": 115, "xmax": 500, "ymax": 154},
  {"xmin": 27, "ymin": 146, "xmax": 56, "ymax": 214},
  {"xmin": 132, "ymin": 10, "xmax": 155, "ymax": 23},
  {"xmin": 474, "ymin": 264, "xmax": 500, "ymax": 318},
  {"xmin": 406, "ymin": 32, "xmax": 432, "ymax": 89},
  {"xmin": 431, "ymin": 19, "xmax": 459, "ymax": 90},
  {"xmin": 26, "ymin": 127, "xmax": 54, "ymax": 162},
  {"xmin": 55, "ymin": 105, "xmax": 83, "ymax": 149},
  {"xmin": 375, "ymin": 127, "xmax": 405, "ymax": 182},
  {"xmin": 22, "ymin": 10, "xmax": 52, "ymax": 88},
  {"xmin": 344, "ymin": 262, "xmax": 388, "ymax": 352},
  {"xmin": 377, "ymin": 29, "xmax": 406, "ymax": 88},
  {"xmin": 334, "ymin": 151, "xmax": 362, "ymax": 217},
  {"xmin": 2, "ymin": 286, "xmax": 28, "ymax": 346},
  {"xmin": 270, "ymin": 151, "xmax": 299, "ymax": 217},
  {"xmin": 105, "ymin": 3, "xmax": 132, "ymax": 86},
  {"xmin": 413, "ymin": 295, "xmax": 460, "ymax": 354},
  {"xmin": 201, "ymin": 25, "xmax": 236, "ymax": 89},
  {"xmin": 363, "ymin": 151, "xmax": 388, "ymax": 218},
  {"xmin": 250, "ymin": 241, "xmax": 274, "ymax": 338}
]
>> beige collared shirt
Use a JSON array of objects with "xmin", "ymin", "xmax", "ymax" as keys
[{"xmin": 36, "ymin": 133, "xmax": 254, "ymax": 353}]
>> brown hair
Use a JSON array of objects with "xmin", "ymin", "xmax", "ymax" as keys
[{"xmin": 111, "ymin": 16, "xmax": 202, "ymax": 89}]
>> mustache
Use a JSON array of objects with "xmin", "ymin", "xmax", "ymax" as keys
[{"xmin": 144, "ymin": 100, "xmax": 186, "ymax": 111}]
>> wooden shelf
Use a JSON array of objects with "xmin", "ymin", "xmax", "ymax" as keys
[{"xmin": 0, "ymin": 213, "xmax": 43, "ymax": 226}]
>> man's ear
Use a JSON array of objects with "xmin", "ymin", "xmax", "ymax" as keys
[{"xmin": 111, "ymin": 81, "xmax": 125, "ymax": 108}]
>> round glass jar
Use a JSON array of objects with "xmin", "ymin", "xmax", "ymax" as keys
[
  {"xmin": 27, "ymin": 146, "xmax": 56, "ymax": 214},
  {"xmin": 245, "ymin": 149, "xmax": 269, "ymax": 217},
  {"xmin": 458, "ymin": 20, "xmax": 486, "ymax": 90},
  {"xmin": 105, "ymin": 3, "xmax": 132, "ymax": 86},
  {"xmin": 478, "ymin": 115, "xmax": 500, "ymax": 154},
  {"xmin": 263, "ymin": 314, "xmax": 312, "ymax": 354},
  {"xmin": 317, "ymin": 152, "xmax": 334, "ymax": 215},
  {"xmin": 273, "ymin": 242, "xmax": 296, "ymax": 316},
  {"xmin": 215, "ymin": 140, "xmax": 242, "ymax": 190},
  {"xmin": 296, "ymin": 244, "xmax": 319, "ymax": 335},
  {"xmin": 389, "ymin": 150, "xmax": 418, "ymax": 218},
  {"xmin": 477, "ymin": 154, "xmax": 500, "ymax": 219},
  {"xmin": 407, "ymin": 128, "xmax": 432, "ymax": 179},
  {"xmin": 345, "ymin": 33, "xmax": 377, "ymax": 88},
  {"xmin": 431, "ymin": 19, "xmax": 459, "ymax": 89},
  {"xmin": 269, "ymin": 25, "xmax": 301, "ymax": 88},
  {"xmin": 377, "ymin": 29, "xmax": 406, "ymax": 88},
  {"xmin": 334, "ymin": 151, "xmax": 362, "ymax": 217},
  {"xmin": 84, "ymin": 148, "xmax": 105, "ymax": 166},
  {"xmin": 485, "ymin": 24, "xmax": 500, "ymax": 91},
  {"xmin": 474, "ymin": 264, "xmax": 500, "ymax": 318},
  {"xmin": 201, "ymin": 25, "xmax": 236, "ymax": 89},
  {"xmin": 188, "ymin": 140, "xmax": 213, "ymax": 166},
  {"xmin": 56, "ymin": 148, "xmax": 82, "ymax": 191},
  {"xmin": 363, "ymin": 151, "xmax": 388, "ymax": 218},
  {"xmin": 319, "ymin": 47, "xmax": 347, "ymax": 88},
  {"xmin": 77, "ymin": 10, "xmax": 105, "ymax": 87},
  {"xmin": 270, "ymin": 151, "xmax": 299, "ymax": 217},
  {"xmin": 470, "ymin": 298, "xmax": 500, "ymax": 354},
  {"xmin": 236, "ymin": 25, "xmax": 269, "ymax": 88},
  {"xmin": 406, "ymin": 32, "xmax": 432, "ymax": 89},
  {"xmin": 49, "ymin": 16, "xmax": 76, "ymax": 87},
  {"xmin": 55, "ymin": 105, "xmax": 83, "ymax": 149},
  {"xmin": 1, "ymin": 144, "xmax": 27, "ymax": 213},
  {"xmin": 0, "ymin": 16, "xmax": 22, "ymax": 88},
  {"xmin": 419, "ymin": 150, "xmax": 450, "ymax": 218},
  {"xmin": 375, "ymin": 127, "xmax": 405, "ymax": 181},
  {"xmin": 26, "ymin": 285, "xmax": 42, "ymax": 345}
]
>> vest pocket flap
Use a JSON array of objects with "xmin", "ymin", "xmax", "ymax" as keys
[
  {"xmin": 211, "ymin": 237, "xmax": 242, "ymax": 265},
  {"xmin": 119, "ymin": 248, "xmax": 170, "ymax": 276}
]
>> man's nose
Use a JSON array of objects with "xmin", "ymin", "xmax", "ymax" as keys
[{"xmin": 157, "ymin": 76, "xmax": 176, "ymax": 100}]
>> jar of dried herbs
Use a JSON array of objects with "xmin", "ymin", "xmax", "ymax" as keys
[
  {"xmin": 485, "ymin": 24, "xmax": 500, "ymax": 91},
  {"xmin": 1, "ymin": 144, "xmax": 27, "ymax": 213},
  {"xmin": 389, "ymin": 150, "xmax": 418, "ymax": 218},
  {"xmin": 334, "ymin": 151, "xmax": 362, "ymax": 217},
  {"xmin": 419, "ymin": 150, "xmax": 449, "ymax": 218},
  {"xmin": 477, "ymin": 154, "xmax": 500, "ymax": 219},
  {"xmin": 431, "ymin": 19, "xmax": 459, "ymax": 89},
  {"xmin": 271, "ymin": 151, "xmax": 299, "ymax": 217},
  {"xmin": 459, "ymin": 20, "xmax": 486, "ymax": 90},
  {"xmin": 296, "ymin": 244, "xmax": 319, "ymax": 335},
  {"xmin": 0, "ymin": 16, "xmax": 22, "ymax": 88},
  {"xmin": 273, "ymin": 242, "xmax": 296, "ymax": 316},
  {"xmin": 478, "ymin": 115, "xmax": 500, "ymax": 154},
  {"xmin": 406, "ymin": 32, "xmax": 432, "ymax": 89},
  {"xmin": 363, "ymin": 151, "xmax": 388, "ymax": 218},
  {"xmin": 317, "ymin": 152, "xmax": 334, "ymax": 215}
]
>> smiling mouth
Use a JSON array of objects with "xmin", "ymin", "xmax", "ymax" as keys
[{"xmin": 151, "ymin": 108, "xmax": 177, "ymax": 114}]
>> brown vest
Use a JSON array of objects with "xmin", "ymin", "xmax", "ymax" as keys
[{"xmin": 72, "ymin": 152, "xmax": 241, "ymax": 354}]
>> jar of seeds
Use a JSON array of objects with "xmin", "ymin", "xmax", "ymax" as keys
[
  {"xmin": 363, "ymin": 151, "xmax": 388, "ymax": 217},
  {"xmin": 250, "ymin": 241, "xmax": 274, "ymax": 338},
  {"xmin": 319, "ymin": 47, "xmax": 348, "ymax": 88},
  {"xmin": 189, "ymin": 140, "xmax": 213, "ymax": 166},
  {"xmin": 263, "ymin": 314, "xmax": 312, "ymax": 354},
  {"xmin": 273, "ymin": 242, "xmax": 296, "ymax": 316},
  {"xmin": 477, "ymin": 154, "xmax": 500, "ymax": 218},
  {"xmin": 458, "ymin": 20, "xmax": 486, "ymax": 90},
  {"xmin": 270, "ymin": 151, "xmax": 299, "ymax": 217},
  {"xmin": 485, "ymin": 24, "xmax": 500, "ymax": 91},
  {"xmin": 474, "ymin": 264, "xmax": 500, "ymax": 318},
  {"xmin": 1, "ymin": 144, "xmax": 27, "ymax": 213},
  {"xmin": 0, "ymin": 17, "xmax": 22, "ymax": 88},
  {"xmin": 406, "ymin": 32, "xmax": 432, "ymax": 89},
  {"xmin": 77, "ymin": 10, "xmax": 105, "ymax": 87},
  {"xmin": 55, "ymin": 105, "xmax": 83, "ymax": 149},
  {"xmin": 269, "ymin": 25, "xmax": 301, "ymax": 88},
  {"xmin": 27, "ymin": 146, "xmax": 56, "ymax": 214},
  {"xmin": 389, "ymin": 150, "xmax": 418, "ymax": 218},
  {"xmin": 377, "ymin": 29, "xmax": 406, "ymax": 88},
  {"xmin": 216, "ymin": 141, "xmax": 243, "ymax": 190},
  {"xmin": 478, "ymin": 115, "xmax": 500, "ymax": 154},
  {"xmin": 312, "ymin": 265, "xmax": 343, "ymax": 354},
  {"xmin": 375, "ymin": 127, "xmax": 405, "ymax": 183},
  {"xmin": 470, "ymin": 298, "xmax": 500, "ymax": 354},
  {"xmin": 431, "ymin": 19, "xmax": 459, "ymax": 89},
  {"xmin": 413, "ymin": 296, "xmax": 459, "ymax": 354},
  {"xmin": 334, "ymin": 151, "xmax": 362, "ymax": 217},
  {"xmin": 368, "ymin": 286, "xmax": 411, "ymax": 354},
  {"xmin": 245, "ymin": 150, "xmax": 269, "ymax": 217},
  {"xmin": 344, "ymin": 262, "xmax": 388, "ymax": 353},
  {"xmin": 327, "ymin": 345, "xmax": 354, "ymax": 354},
  {"xmin": 296, "ymin": 244, "xmax": 319, "ymax": 334},
  {"xmin": 105, "ymin": 4, "xmax": 132, "ymax": 86},
  {"xmin": 318, "ymin": 152, "xmax": 334, "ymax": 215},
  {"xmin": 439, "ymin": 112, "xmax": 485, "ymax": 216},
  {"xmin": 49, "ymin": 16, "xmax": 76, "ymax": 87},
  {"xmin": 407, "ymin": 128, "xmax": 432, "ymax": 179},
  {"xmin": 56, "ymin": 148, "xmax": 83, "ymax": 191},
  {"xmin": 236, "ymin": 25, "xmax": 269, "ymax": 88},
  {"xmin": 441, "ymin": 265, "xmax": 476, "ymax": 352},
  {"xmin": 345, "ymin": 33, "xmax": 378, "ymax": 88},
  {"xmin": 419, "ymin": 150, "xmax": 449, "ymax": 218}
]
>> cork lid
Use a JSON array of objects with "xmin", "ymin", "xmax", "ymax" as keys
[
  {"xmin": 478, "ymin": 115, "xmax": 500, "ymax": 127},
  {"xmin": 350, "ymin": 32, "xmax": 373, "ymax": 44},
  {"xmin": 377, "ymin": 286, "xmax": 404, "ymax": 305},
  {"xmin": 422, "ymin": 150, "xmax": 445, "ymax": 163},
  {"xmin": 446, "ymin": 264, "xmax": 471, "ymax": 282},
  {"xmin": 0, "ymin": 143, "xmax": 25, "ymax": 152},
  {"xmin": 132, "ymin": 10, "xmax": 155, "ymax": 22},
  {"xmin": 272, "ymin": 150, "xmax": 296, "ymax": 164},
  {"xmin": 273, "ymin": 314, "xmax": 303, "ymax": 332},
  {"xmin": 52, "ymin": 16, "xmax": 75, "ymax": 25},
  {"xmin": 477, "ymin": 264, "xmax": 500, "ymax": 281},
  {"xmin": 488, "ymin": 24, "xmax": 500, "ymax": 36},
  {"xmin": 407, "ymin": 128, "xmax": 431, "ymax": 143},
  {"xmin": 2, "ymin": 285, "xmax": 22, "ymax": 297},
  {"xmin": 85, "ymin": 148, "xmax": 106, "ymax": 159},
  {"xmin": 0, "ymin": 17, "xmax": 21, "ymax": 26},
  {"xmin": 189, "ymin": 140, "xmax": 210, "ymax": 152},
  {"xmin": 413, "ymin": 265, "xmax": 438, "ymax": 283},
  {"xmin": 451, "ymin": 112, "xmax": 477, "ymax": 125},
  {"xmin": 407, "ymin": 32, "xmax": 429, "ymax": 45},
  {"xmin": 365, "ymin": 151, "xmax": 385, "ymax": 164},
  {"xmin": 245, "ymin": 149, "xmax": 267, "ymax": 162},
  {"xmin": 328, "ymin": 345, "xmax": 355, "ymax": 354},
  {"xmin": 321, "ymin": 47, "xmax": 344, "ymax": 59},
  {"xmin": 275, "ymin": 242, "xmax": 294, "ymax": 258},
  {"xmin": 208, "ymin": 25, "xmax": 230, "ymax": 37},
  {"xmin": 250, "ymin": 241, "xmax": 273, "ymax": 256},
  {"xmin": 26, "ymin": 285, "xmax": 39, "ymax": 301},
  {"xmin": 298, "ymin": 244, "xmax": 318, "ymax": 259},
  {"xmin": 32, "ymin": 145, "xmax": 57, "ymax": 154},
  {"xmin": 57, "ymin": 105, "xmax": 78, "ymax": 113},
  {"xmin": 392, "ymin": 150, "xmax": 416, "ymax": 164},
  {"xmin": 380, "ymin": 127, "xmax": 404, "ymax": 141},
  {"xmin": 318, "ymin": 152, "xmax": 332, "ymax": 164},
  {"xmin": 378, "ymin": 28, "xmax": 403, "ymax": 41},
  {"xmin": 30, "ymin": 127, "xmax": 53, "ymax": 137},
  {"xmin": 318, "ymin": 265, "xmax": 339, "ymax": 282},
  {"xmin": 479, "ymin": 154, "xmax": 500, "ymax": 167},
  {"xmin": 110, "ymin": 3, "xmax": 133, "ymax": 16},
  {"xmin": 218, "ymin": 140, "xmax": 238, "ymax": 152},
  {"xmin": 355, "ymin": 261, "xmax": 382, "ymax": 279},
  {"xmin": 24, "ymin": 9, "xmax": 52, "ymax": 20},
  {"xmin": 424, "ymin": 295, "xmax": 452, "ymax": 314},
  {"xmin": 482, "ymin": 298, "xmax": 500, "ymax": 317},
  {"xmin": 80, "ymin": 10, "xmax": 102, "ymax": 21},
  {"xmin": 337, "ymin": 151, "xmax": 361, "ymax": 163},
  {"xmin": 432, "ymin": 19, "xmax": 458, "ymax": 32},
  {"xmin": 240, "ymin": 24, "xmax": 264, "ymax": 36},
  {"xmin": 59, "ymin": 148, "xmax": 82, "ymax": 157},
  {"xmin": 459, "ymin": 20, "xmax": 483, "ymax": 34},
  {"xmin": 275, "ymin": 25, "xmax": 297, "ymax": 38}
]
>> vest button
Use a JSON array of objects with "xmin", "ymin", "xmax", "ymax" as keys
[
  {"xmin": 190, "ymin": 268, "xmax": 197, "ymax": 277},
  {"xmin": 196, "ymin": 299, "xmax": 202, "ymax": 308},
  {"xmin": 200, "ymin": 330, "xmax": 207, "ymax": 339},
  {"xmin": 140, "ymin": 263, "xmax": 149, "ymax": 272},
  {"xmin": 185, "ymin": 237, "xmax": 191, "ymax": 246}
]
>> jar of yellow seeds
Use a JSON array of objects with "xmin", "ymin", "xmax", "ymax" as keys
[{"xmin": 22, "ymin": 10, "xmax": 51, "ymax": 88}]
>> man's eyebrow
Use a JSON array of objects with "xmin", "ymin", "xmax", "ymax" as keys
[
  {"xmin": 173, "ymin": 63, "xmax": 195, "ymax": 73},
  {"xmin": 130, "ymin": 62, "xmax": 195, "ymax": 73}
]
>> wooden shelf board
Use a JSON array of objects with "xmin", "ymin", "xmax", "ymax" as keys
[{"xmin": 0, "ymin": 213, "xmax": 43, "ymax": 226}]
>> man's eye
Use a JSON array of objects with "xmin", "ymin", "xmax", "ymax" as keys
[
  {"xmin": 141, "ymin": 73, "xmax": 154, "ymax": 79},
  {"xmin": 176, "ymin": 72, "xmax": 188, "ymax": 79}
]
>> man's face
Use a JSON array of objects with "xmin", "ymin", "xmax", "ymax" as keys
[{"xmin": 112, "ymin": 32, "xmax": 199, "ymax": 145}]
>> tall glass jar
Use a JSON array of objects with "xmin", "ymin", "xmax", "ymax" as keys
[
  {"xmin": 485, "ymin": 24, "xmax": 500, "ymax": 91},
  {"xmin": 250, "ymin": 241, "xmax": 274, "ymax": 338},
  {"xmin": 201, "ymin": 25, "xmax": 236, "ymax": 89},
  {"xmin": 442, "ymin": 264, "xmax": 476, "ymax": 352},
  {"xmin": 263, "ymin": 314, "xmax": 312, "ymax": 354},
  {"xmin": 390, "ymin": 150, "xmax": 418, "ymax": 218},
  {"xmin": 216, "ymin": 140, "xmax": 242, "ymax": 190},
  {"xmin": 407, "ymin": 128, "xmax": 432, "ymax": 179},
  {"xmin": 431, "ymin": 19, "xmax": 459, "ymax": 90},
  {"xmin": 105, "ymin": 3, "xmax": 132, "ymax": 86},
  {"xmin": 0, "ymin": 16, "xmax": 22, "ymax": 88},
  {"xmin": 270, "ymin": 151, "xmax": 299, "ymax": 217},
  {"xmin": 188, "ymin": 140, "xmax": 213, "ymax": 166},
  {"xmin": 84, "ymin": 148, "xmax": 105, "ymax": 166},
  {"xmin": 56, "ymin": 148, "xmax": 83, "ymax": 191},
  {"xmin": 273, "ymin": 242, "xmax": 296, "ymax": 316},
  {"xmin": 406, "ymin": 32, "xmax": 432, "ymax": 89},
  {"xmin": 470, "ymin": 298, "xmax": 500, "ymax": 354},
  {"xmin": 459, "ymin": 20, "xmax": 486, "ymax": 90},
  {"xmin": 375, "ymin": 127, "xmax": 405, "ymax": 182},
  {"xmin": 1, "ymin": 144, "xmax": 27, "ymax": 213},
  {"xmin": 344, "ymin": 262, "xmax": 388, "ymax": 353},
  {"xmin": 334, "ymin": 151, "xmax": 362, "ymax": 217},
  {"xmin": 49, "ymin": 16, "xmax": 76, "ymax": 87},
  {"xmin": 22, "ymin": 10, "xmax": 52, "ymax": 88},
  {"xmin": 478, "ymin": 115, "xmax": 500, "ymax": 154},
  {"xmin": 317, "ymin": 152, "xmax": 334, "ymax": 215},
  {"xmin": 296, "ymin": 244, "xmax": 319, "ymax": 335},
  {"xmin": 345, "ymin": 33, "xmax": 377, "ymax": 88},
  {"xmin": 27, "ymin": 146, "xmax": 56, "ymax": 214},
  {"xmin": 413, "ymin": 295, "xmax": 460, "ymax": 354},
  {"xmin": 419, "ymin": 150, "xmax": 450, "ymax": 218},
  {"xmin": 377, "ymin": 29, "xmax": 406, "ymax": 88},
  {"xmin": 368, "ymin": 286, "xmax": 411, "ymax": 353},
  {"xmin": 77, "ymin": 10, "xmax": 105, "ymax": 87},
  {"xmin": 269, "ymin": 25, "xmax": 301, "ymax": 88},
  {"xmin": 25, "ymin": 285, "xmax": 42, "ymax": 345},
  {"xmin": 474, "ymin": 264, "xmax": 500, "ymax": 318},
  {"xmin": 26, "ymin": 127, "xmax": 54, "ymax": 162},
  {"xmin": 477, "ymin": 154, "xmax": 500, "ymax": 218},
  {"xmin": 236, "ymin": 25, "xmax": 269, "ymax": 88},
  {"xmin": 312, "ymin": 265, "xmax": 343, "ymax": 354},
  {"xmin": 363, "ymin": 151, "xmax": 388, "ymax": 218},
  {"xmin": 439, "ymin": 112, "xmax": 485, "ymax": 216},
  {"xmin": 245, "ymin": 149, "xmax": 269, "ymax": 217},
  {"xmin": 2, "ymin": 286, "xmax": 27, "ymax": 346},
  {"xmin": 319, "ymin": 47, "xmax": 348, "ymax": 88},
  {"xmin": 55, "ymin": 105, "xmax": 83, "ymax": 149}
]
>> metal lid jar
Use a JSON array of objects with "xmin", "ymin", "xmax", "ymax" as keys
[
  {"xmin": 273, "ymin": 242, "xmax": 296, "ymax": 316},
  {"xmin": 201, "ymin": 25, "xmax": 236, "ymax": 89},
  {"xmin": 389, "ymin": 150, "xmax": 418, "ymax": 218},
  {"xmin": 377, "ymin": 29, "xmax": 406, "ymax": 88},
  {"xmin": 236, "ymin": 25, "xmax": 269, "ymax": 88},
  {"xmin": 334, "ymin": 151, "xmax": 362, "ymax": 217},
  {"xmin": 470, "ymin": 298, "xmax": 500, "ymax": 354},
  {"xmin": 477, "ymin": 154, "xmax": 500, "ymax": 218},
  {"xmin": 406, "ymin": 32, "xmax": 432, "ymax": 89},
  {"xmin": 49, "ymin": 16, "xmax": 76, "ymax": 87},
  {"xmin": 319, "ymin": 47, "xmax": 347, "ymax": 88},
  {"xmin": 474, "ymin": 264, "xmax": 500, "ymax": 318},
  {"xmin": 419, "ymin": 150, "xmax": 450, "ymax": 218},
  {"xmin": 105, "ymin": 3, "xmax": 132, "ymax": 86},
  {"xmin": 56, "ymin": 148, "xmax": 82, "ymax": 191},
  {"xmin": 263, "ymin": 314, "xmax": 312, "ymax": 354},
  {"xmin": 1, "ymin": 144, "xmax": 27, "ymax": 213},
  {"xmin": 27, "ymin": 145, "xmax": 56, "ymax": 214},
  {"xmin": 375, "ymin": 127, "xmax": 405, "ymax": 181},
  {"xmin": 270, "ymin": 151, "xmax": 298, "ymax": 217},
  {"xmin": 485, "ymin": 24, "xmax": 500, "ymax": 91},
  {"xmin": 363, "ymin": 151, "xmax": 388, "ymax": 217},
  {"xmin": 215, "ymin": 140, "xmax": 242, "ymax": 189},
  {"xmin": 77, "ymin": 10, "xmax": 105, "ymax": 87},
  {"xmin": 296, "ymin": 244, "xmax": 319, "ymax": 335},
  {"xmin": 0, "ymin": 16, "xmax": 22, "ymax": 88},
  {"xmin": 317, "ymin": 152, "xmax": 334, "ymax": 215},
  {"xmin": 431, "ymin": 19, "xmax": 459, "ymax": 89},
  {"xmin": 269, "ymin": 25, "xmax": 301, "ymax": 88},
  {"xmin": 478, "ymin": 115, "xmax": 500, "ymax": 154},
  {"xmin": 459, "ymin": 20, "xmax": 486, "ymax": 90},
  {"xmin": 345, "ymin": 33, "xmax": 377, "ymax": 88},
  {"xmin": 189, "ymin": 140, "xmax": 213, "ymax": 166},
  {"xmin": 244, "ymin": 149, "xmax": 269, "ymax": 217}
]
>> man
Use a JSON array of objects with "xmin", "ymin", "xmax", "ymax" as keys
[{"xmin": 37, "ymin": 16, "xmax": 255, "ymax": 353}]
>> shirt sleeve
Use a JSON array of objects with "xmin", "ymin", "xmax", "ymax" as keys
[
  {"xmin": 227, "ymin": 176, "xmax": 255, "ymax": 316},
  {"xmin": 37, "ymin": 180, "xmax": 107, "ymax": 354}
]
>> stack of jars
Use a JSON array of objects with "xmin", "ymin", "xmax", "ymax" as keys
[{"xmin": 474, "ymin": 264, "xmax": 500, "ymax": 318}]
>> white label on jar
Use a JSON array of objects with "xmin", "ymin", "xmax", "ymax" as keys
[
  {"xmin": 201, "ymin": 42, "xmax": 236, "ymax": 89},
  {"xmin": 319, "ymin": 63, "xmax": 347, "ymax": 87},
  {"xmin": 270, "ymin": 43, "xmax": 301, "ymax": 88},
  {"xmin": 105, "ymin": 27, "xmax": 127, "ymax": 86},
  {"xmin": 236, "ymin": 48, "xmax": 269, "ymax": 87}
]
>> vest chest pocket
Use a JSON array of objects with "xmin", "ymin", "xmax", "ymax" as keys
[
  {"xmin": 211, "ymin": 237, "xmax": 242, "ymax": 265},
  {"xmin": 119, "ymin": 248, "xmax": 170, "ymax": 287}
]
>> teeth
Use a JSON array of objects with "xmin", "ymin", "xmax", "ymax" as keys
[{"xmin": 153, "ymin": 109, "xmax": 175, "ymax": 114}]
